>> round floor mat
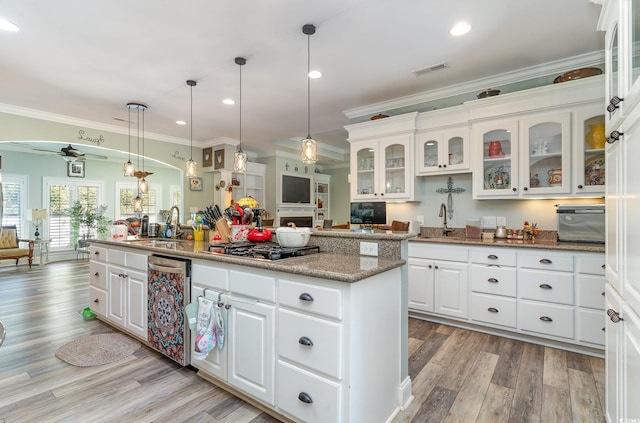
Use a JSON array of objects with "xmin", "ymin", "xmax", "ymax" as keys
[{"xmin": 55, "ymin": 333, "xmax": 140, "ymax": 367}]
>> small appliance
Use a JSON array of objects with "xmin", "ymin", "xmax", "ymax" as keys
[{"xmin": 556, "ymin": 204, "xmax": 605, "ymax": 243}]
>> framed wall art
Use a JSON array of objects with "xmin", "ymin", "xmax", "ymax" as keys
[
  {"xmin": 202, "ymin": 147, "xmax": 213, "ymax": 167},
  {"xmin": 189, "ymin": 177, "xmax": 203, "ymax": 191},
  {"xmin": 67, "ymin": 161, "xmax": 85, "ymax": 178},
  {"xmin": 214, "ymin": 149, "xmax": 225, "ymax": 169}
]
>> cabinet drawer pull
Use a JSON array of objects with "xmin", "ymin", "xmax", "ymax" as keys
[
  {"xmin": 577, "ymin": 184, "xmax": 583, "ymax": 189},
  {"xmin": 434, "ymin": 265, "xmax": 439, "ymax": 270},
  {"xmin": 602, "ymin": 327, "xmax": 605, "ymax": 332},
  {"xmin": 428, "ymin": 265, "xmax": 433, "ymax": 269},
  {"xmin": 487, "ymin": 264, "xmax": 501, "ymax": 268},
  {"xmin": 539, "ymin": 284, "xmax": 552, "ymax": 290},
  {"xmin": 487, "ymin": 254, "xmax": 498, "ymax": 260},
  {"xmin": 539, "ymin": 316, "xmax": 553, "ymax": 322},
  {"xmin": 93, "ymin": 299, "xmax": 99, "ymax": 303},
  {"xmin": 94, "ymin": 251, "xmax": 100, "ymax": 255},
  {"xmin": 94, "ymin": 272, "xmax": 99, "ymax": 276},
  {"xmin": 512, "ymin": 187, "xmax": 517, "ymax": 192},
  {"xmin": 487, "ymin": 278, "xmax": 499, "ymax": 283},
  {"xmin": 607, "ymin": 130, "xmax": 623, "ymax": 144},
  {"xmin": 298, "ymin": 336, "xmax": 314, "ymax": 347},
  {"xmin": 607, "ymin": 308, "xmax": 623, "ymax": 323},
  {"xmin": 539, "ymin": 258, "xmax": 552, "ymax": 264},
  {"xmin": 487, "ymin": 307, "xmax": 499, "ymax": 313},
  {"xmin": 601, "ymin": 291, "xmax": 605, "ymax": 296},
  {"xmin": 601, "ymin": 264, "xmax": 606, "ymax": 269},
  {"xmin": 299, "ymin": 293, "xmax": 314, "ymax": 302},
  {"xmin": 523, "ymin": 186, "xmax": 528, "ymax": 191},
  {"xmin": 298, "ymin": 392, "xmax": 313, "ymax": 404}
]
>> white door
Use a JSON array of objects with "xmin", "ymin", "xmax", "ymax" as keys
[
  {"xmin": 434, "ymin": 261, "xmax": 469, "ymax": 319},
  {"xmin": 107, "ymin": 265, "xmax": 126, "ymax": 328},
  {"xmin": 407, "ymin": 258, "xmax": 434, "ymax": 312},
  {"xmin": 126, "ymin": 269, "xmax": 148, "ymax": 340},
  {"xmin": 227, "ymin": 296, "xmax": 275, "ymax": 405}
]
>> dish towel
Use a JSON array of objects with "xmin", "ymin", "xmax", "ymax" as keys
[{"xmin": 193, "ymin": 296, "xmax": 217, "ymax": 360}]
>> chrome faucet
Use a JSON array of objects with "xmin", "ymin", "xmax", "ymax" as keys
[
  {"xmin": 439, "ymin": 203, "xmax": 454, "ymax": 236},
  {"xmin": 168, "ymin": 205, "xmax": 183, "ymax": 239}
]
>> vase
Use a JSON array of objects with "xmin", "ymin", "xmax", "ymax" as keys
[
  {"xmin": 548, "ymin": 168, "xmax": 562, "ymax": 186},
  {"xmin": 488, "ymin": 141, "xmax": 504, "ymax": 158},
  {"xmin": 585, "ymin": 122, "xmax": 606, "ymax": 149}
]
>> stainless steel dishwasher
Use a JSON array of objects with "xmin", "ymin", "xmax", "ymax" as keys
[{"xmin": 147, "ymin": 254, "xmax": 191, "ymax": 366}]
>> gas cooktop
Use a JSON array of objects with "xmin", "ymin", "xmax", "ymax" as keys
[{"xmin": 208, "ymin": 242, "xmax": 320, "ymax": 261}]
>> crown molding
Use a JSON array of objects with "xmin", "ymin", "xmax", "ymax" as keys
[{"xmin": 343, "ymin": 51, "xmax": 605, "ymax": 119}]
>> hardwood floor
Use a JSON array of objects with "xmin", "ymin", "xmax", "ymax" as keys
[{"xmin": 0, "ymin": 261, "xmax": 605, "ymax": 422}]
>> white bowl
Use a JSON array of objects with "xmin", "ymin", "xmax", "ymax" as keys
[{"xmin": 275, "ymin": 227, "xmax": 311, "ymax": 247}]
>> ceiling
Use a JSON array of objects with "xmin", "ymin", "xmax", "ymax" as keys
[{"xmin": 0, "ymin": 1, "xmax": 605, "ymax": 165}]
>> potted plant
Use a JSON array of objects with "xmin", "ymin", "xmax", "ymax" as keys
[{"xmin": 67, "ymin": 201, "xmax": 111, "ymax": 250}]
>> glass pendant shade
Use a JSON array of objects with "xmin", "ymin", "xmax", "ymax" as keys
[
  {"xmin": 185, "ymin": 159, "xmax": 197, "ymax": 178},
  {"xmin": 301, "ymin": 137, "xmax": 317, "ymax": 164},
  {"xmin": 133, "ymin": 195, "xmax": 143, "ymax": 212},
  {"xmin": 138, "ymin": 178, "xmax": 148, "ymax": 193},
  {"xmin": 123, "ymin": 160, "xmax": 135, "ymax": 176},
  {"xmin": 234, "ymin": 150, "xmax": 247, "ymax": 172}
]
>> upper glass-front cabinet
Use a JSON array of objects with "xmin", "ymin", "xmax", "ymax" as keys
[
  {"xmin": 575, "ymin": 105, "xmax": 606, "ymax": 196},
  {"xmin": 473, "ymin": 119, "xmax": 519, "ymax": 198},
  {"xmin": 351, "ymin": 134, "xmax": 415, "ymax": 201},
  {"xmin": 416, "ymin": 126, "xmax": 469, "ymax": 175}
]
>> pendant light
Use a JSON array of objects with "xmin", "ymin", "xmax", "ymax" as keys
[
  {"xmin": 129, "ymin": 103, "xmax": 152, "ymax": 193},
  {"xmin": 234, "ymin": 57, "xmax": 248, "ymax": 173},
  {"xmin": 301, "ymin": 24, "xmax": 318, "ymax": 164},
  {"xmin": 123, "ymin": 103, "xmax": 135, "ymax": 176},
  {"xmin": 185, "ymin": 80, "xmax": 198, "ymax": 178}
]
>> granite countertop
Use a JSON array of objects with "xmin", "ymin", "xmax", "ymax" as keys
[
  {"xmin": 410, "ymin": 236, "xmax": 605, "ymax": 253},
  {"xmin": 90, "ymin": 239, "xmax": 405, "ymax": 283}
]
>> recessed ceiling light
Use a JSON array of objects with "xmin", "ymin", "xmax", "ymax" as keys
[
  {"xmin": 308, "ymin": 70, "xmax": 322, "ymax": 79},
  {"xmin": 0, "ymin": 19, "xmax": 19, "ymax": 32},
  {"xmin": 176, "ymin": 120, "xmax": 186, "ymax": 125},
  {"xmin": 222, "ymin": 98, "xmax": 235, "ymax": 105},
  {"xmin": 449, "ymin": 22, "xmax": 471, "ymax": 36}
]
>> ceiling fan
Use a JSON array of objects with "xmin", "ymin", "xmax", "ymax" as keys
[{"xmin": 31, "ymin": 144, "xmax": 108, "ymax": 161}]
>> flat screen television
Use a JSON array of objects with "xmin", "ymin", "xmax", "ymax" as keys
[
  {"xmin": 281, "ymin": 174, "xmax": 312, "ymax": 205},
  {"xmin": 350, "ymin": 202, "xmax": 387, "ymax": 225}
]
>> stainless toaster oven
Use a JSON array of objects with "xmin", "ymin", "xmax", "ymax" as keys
[{"xmin": 556, "ymin": 204, "xmax": 605, "ymax": 244}]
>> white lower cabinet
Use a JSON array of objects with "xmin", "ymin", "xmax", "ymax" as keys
[
  {"xmin": 95, "ymin": 246, "xmax": 149, "ymax": 341},
  {"xmin": 191, "ymin": 261, "xmax": 403, "ymax": 423},
  {"xmin": 409, "ymin": 243, "xmax": 605, "ymax": 353}
]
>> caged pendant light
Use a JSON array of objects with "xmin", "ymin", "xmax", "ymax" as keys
[
  {"xmin": 123, "ymin": 103, "xmax": 136, "ymax": 176},
  {"xmin": 301, "ymin": 23, "xmax": 318, "ymax": 164},
  {"xmin": 233, "ymin": 57, "xmax": 248, "ymax": 173},
  {"xmin": 185, "ymin": 80, "xmax": 198, "ymax": 178},
  {"xmin": 130, "ymin": 103, "xmax": 152, "ymax": 193}
]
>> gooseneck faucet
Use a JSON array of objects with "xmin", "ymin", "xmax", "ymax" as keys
[
  {"xmin": 439, "ymin": 203, "xmax": 454, "ymax": 236},
  {"xmin": 167, "ymin": 205, "xmax": 183, "ymax": 239}
]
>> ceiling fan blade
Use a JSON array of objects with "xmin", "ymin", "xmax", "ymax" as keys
[{"xmin": 85, "ymin": 153, "xmax": 108, "ymax": 160}]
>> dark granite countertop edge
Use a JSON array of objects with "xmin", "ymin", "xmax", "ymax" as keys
[
  {"xmin": 89, "ymin": 240, "xmax": 405, "ymax": 283},
  {"xmin": 409, "ymin": 236, "xmax": 605, "ymax": 253}
]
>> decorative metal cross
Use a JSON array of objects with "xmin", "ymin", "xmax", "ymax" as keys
[{"xmin": 436, "ymin": 177, "xmax": 465, "ymax": 220}]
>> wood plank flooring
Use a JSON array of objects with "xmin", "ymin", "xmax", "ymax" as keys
[{"xmin": 0, "ymin": 261, "xmax": 605, "ymax": 422}]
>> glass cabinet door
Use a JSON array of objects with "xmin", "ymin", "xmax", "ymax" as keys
[
  {"xmin": 383, "ymin": 142, "xmax": 406, "ymax": 197},
  {"xmin": 474, "ymin": 119, "xmax": 519, "ymax": 197},
  {"xmin": 446, "ymin": 132, "xmax": 467, "ymax": 171},
  {"xmin": 354, "ymin": 146, "xmax": 376, "ymax": 198},
  {"xmin": 576, "ymin": 106, "xmax": 606, "ymax": 195},
  {"xmin": 520, "ymin": 112, "xmax": 571, "ymax": 195},
  {"xmin": 419, "ymin": 135, "xmax": 440, "ymax": 173}
]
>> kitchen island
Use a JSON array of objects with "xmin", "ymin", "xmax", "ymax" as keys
[{"xmin": 88, "ymin": 230, "xmax": 413, "ymax": 423}]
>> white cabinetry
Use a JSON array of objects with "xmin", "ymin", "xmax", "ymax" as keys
[
  {"xmin": 574, "ymin": 104, "xmax": 606, "ymax": 196},
  {"xmin": 105, "ymin": 247, "xmax": 149, "ymax": 340},
  {"xmin": 600, "ymin": 0, "xmax": 640, "ymax": 419},
  {"xmin": 89, "ymin": 245, "xmax": 109, "ymax": 317},
  {"xmin": 346, "ymin": 112, "xmax": 418, "ymax": 202},
  {"xmin": 231, "ymin": 162, "xmax": 266, "ymax": 206},
  {"xmin": 314, "ymin": 173, "xmax": 330, "ymax": 225},
  {"xmin": 190, "ymin": 259, "xmax": 404, "ymax": 423},
  {"xmin": 408, "ymin": 243, "xmax": 469, "ymax": 319},
  {"xmin": 415, "ymin": 106, "xmax": 470, "ymax": 175},
  {"xmin": 409, "ymin": 242, "xmax": 605, "ymax": 353}
]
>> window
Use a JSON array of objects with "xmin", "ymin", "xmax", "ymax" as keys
[
  {"xmin": 116, "ymin": 182, "xmax": 161, "ymax": 222},
  {"xmin": 45, "ymin": 178, "xmax": 103, "ymax": 248},
  {"xmin": 1, "ymin": 174, "xmax": 27, "ymax": 236}
]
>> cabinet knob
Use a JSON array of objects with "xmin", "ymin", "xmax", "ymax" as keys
[
  {"xmin": 438, "ymin": 165, "xmax": 442, "ymax": 168},
  {"xmin": 443, "ymin": 164, "xmax": 447, "ymax": 168},
  {"xmin": 539, "ymin": 316, "xmax": 553, "ymax": 322},
  {"xmin": 607, "ymin": 308, "xmax": 623, "ymax": 323},
  {"xmin": 577, "ymin": 184, "xmax": 583, "ymax": 189},
  {"xmin": 606, "ymin": 95, "xmax": 624, "ymax": 112},
  {"xmin": 488, "ymin": 278, "xmax": 499, "ymax": 283},
  {"xmin": 298, "ymin": 336, "xmax": 314, "ymax": 347},
  {"xmin": 428, "ymin": 264, "xmax": 433, "ymax": 269},
  {"xmin": 539, "ymin": 284, "xmax": 553, "ymax": 290},
  {"xmin": 93, "ymin": 299, "xmax": 99, "ymax": 303},
  {"xmin": 94, "ymin": 272, "xmax": 99, "ymax": 276},
  {"xmin": 434, "ymin": 265, "xmax": 439, "ymax": 270},
  {"xmin": 539, "ymin": 258, "xmax": 552, "ymax": 264},
  {"xmin": 94, "ymin": 251, "xmax": 100, "ymax": 255},
  {"xmin": 488, "ymin": 307, "xmax": 499, "ymax": 313},
  {"xmin": 298, "ymin": 392, "xmax": 313, "ymax": 404},
  {"xmin": 512, "ymin": 187, "xmax": 517, "ymax": 192},
  {"xmin": 523, "ymin": 187, "xmax": 528, "ymax": 191},
  {"xmin": 299, "ymin": 293, "xmax": 314, "ymax": 302},
  {"xmin": 607, "ymin": 130, "xmax": 623, "ymax": 144},
  {"xmin": 601, "ymin": 264, "xmax": 606, "ymax": 269}
]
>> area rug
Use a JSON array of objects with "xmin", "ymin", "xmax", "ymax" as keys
[{"xmin": 55, "ymin": 333, "xmax": 140, "ymax": 367}]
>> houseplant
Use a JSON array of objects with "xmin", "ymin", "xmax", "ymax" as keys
[{"xmin": 67, "ymin": 201, "xmax": 110, "ymax": 250}]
